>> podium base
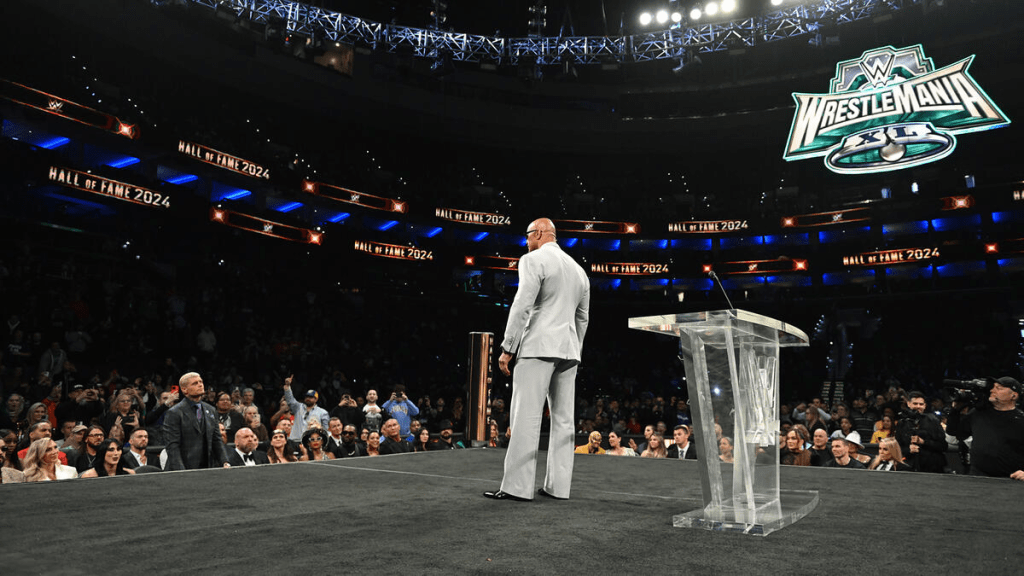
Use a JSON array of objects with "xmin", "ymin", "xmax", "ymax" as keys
[{"xmin": 672, "ymin": 489, "xmax": 819, "ymax": 537}]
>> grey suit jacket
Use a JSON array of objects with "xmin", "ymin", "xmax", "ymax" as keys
[
  {"xmin": 162, "ymin": 399, "xmax": 228, "ymax": 470},
  {"xmin": 501, "ymin": 242, "xmax": 589, "ymax": 361}
]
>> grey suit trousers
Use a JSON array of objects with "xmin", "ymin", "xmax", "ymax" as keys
[{"xmin": 500, "ymin": 357, "xmax": 578, "ymax": 499}]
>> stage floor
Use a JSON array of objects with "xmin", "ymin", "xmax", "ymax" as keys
[{"xmin": 1, "ymin": 448, "xmax": 1019, "ymax": 574}]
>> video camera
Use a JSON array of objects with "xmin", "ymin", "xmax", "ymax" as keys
[{"xmin": 940, "ymin": 378, "xmax": 992, "ymax": 408}]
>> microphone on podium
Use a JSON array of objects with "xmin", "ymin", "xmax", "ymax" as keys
[{"xmin": 708, "ymin": 270, "xmax": 735, "ymax": 310}]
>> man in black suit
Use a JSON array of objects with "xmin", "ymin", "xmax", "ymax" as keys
[
  {"xmin": 666, "ymin": 425, "xmax": 697, "ymax": 460},
  {"xmin": 227, "ymin": 427, "xmax": 269, "ymax": 467},
  {"xmin": 162, "ymin": 372, "xmax": 229, "ymax": 470},
  {"xmin": 121, "ymin": 427, "xmax": 159, "ymax": 470}
]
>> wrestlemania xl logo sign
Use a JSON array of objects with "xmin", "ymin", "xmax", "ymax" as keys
[{"xmin": 784, "ymin": 45, "xmax": 1009, "ymax": 174}]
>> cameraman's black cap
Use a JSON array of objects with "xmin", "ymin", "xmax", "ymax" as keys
[{"xmin": 996, "ymin": 377, "xmax": 1022, "ymax": 395}]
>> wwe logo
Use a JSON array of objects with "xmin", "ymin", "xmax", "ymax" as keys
[
  {"xmin": 508, "ymin": 261, "xmax": 517, "ymax": 269},
  {"xmin": 584, "ymin": 223, "xmax": 594, "ymax": 231},
  {"xmin": 350, "ymin": 193, "xmax": 360, "ymax": 202},
  {"xmin": 832, "ymin": 213, "xmax": 844, "ymax": 222},
  {"xmin": 748, "ymin": 263, "xmax": 758, "ymax": 272},
  {"xmin": 48, "ymin": 99, "xmax": 64, "ymax": 112},
  {"xmin": 861, "ymin": 54, "xmax": 894, "ymax": 88},
  {"xmin": 263, "ymin": 223, "xmax": 274, "ymax": 233}
]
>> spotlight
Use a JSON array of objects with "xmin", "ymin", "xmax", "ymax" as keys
[
  {"xmin": 771, "ymin": 0, "xmax": 783, "ymax": 5},
  {"xmin": 722, "ymin": 0, "xmax": 736, "ymax": 12},
  {"xmin": 671, "ymin": 11, "xmax": 682, "ymax": 23},
  {"xmin": 706, "ymin": 2, "xmax": 719, "ymax": 16},
  {"xmin": 690, "ymin": 8, "xmax": 702, "ymax": 20},
  {"xmin": 639, "ymin": 12, "xmax": 652, "ymax": 26},
  {"xmin": 656, "ymin": 10, "xmax": 669, "ymax": 24}
]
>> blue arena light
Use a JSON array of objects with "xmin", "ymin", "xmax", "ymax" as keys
[
  {"xmin": 106, "ymin": 156, "xmax": 140, "ymax": 168},
  {"xmin": 328, "ymin": 212, "xmax": 350, "ymax": 223},
  {"xmin": 564, "ymin": 238, "xmax": 578, "ymax": 248},
  {"xmin": 473, "ymin": 232, "xmax": 489, "ymax": 242},
  {"xmin": 611, "ymin": 279, "xmax": 621, "ymax": 288},
  {"xmin": 426, "ymin": 227, "xmax": 443, "ymax": 238},
  {"xmin": 276, "ymin": 202, "xmax": 302, "ymax": 213},
  {"xmin": 658, "ymin": 239, "xmax": 669, "ymax": 249},
  {"xmin": 39, "ymin": 136, "xmax": 70, "ymax": 149},
  {"xmin": 378, "ymin": 220, "xmax": 398, "ymax": 231},
  {"xmin": 221, "ymin": 189, "xmax": 252, "ymax": 201},
  {"xmin": 166, "ymin": 174, "xmax": 199, "ymax": 185},
  {"xmin": 610, "ymin": 240, "xmax": 620, "ymax": 250}
]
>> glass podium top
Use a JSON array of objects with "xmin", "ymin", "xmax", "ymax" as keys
[{"xmin": 628, "ymin": 309, "xmax": 809, "ymax": 347}]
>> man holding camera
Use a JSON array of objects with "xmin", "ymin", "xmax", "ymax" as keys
[
  {"xmin": 946, "ymin": 377, "xmax": 1024, "ymax": 480},
  {"xmin": 382, "ymin": 385, "xmax": 419, "ymax": 438},
  {"xmin": 894, "ymin": 391, "xmax": 947, "ymax": 473}
]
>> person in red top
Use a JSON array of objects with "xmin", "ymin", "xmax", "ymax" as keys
[{"xmin": 17, "ymin": 422, "xmax": 69, "ymax": 465}]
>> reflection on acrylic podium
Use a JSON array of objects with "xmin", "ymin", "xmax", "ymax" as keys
[{"xmin": 629, "ymin": 309, "xmax": 816, "ymax": 536}]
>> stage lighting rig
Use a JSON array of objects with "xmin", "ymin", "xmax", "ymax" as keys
[{"xmin": 528, "ymin": 2, "xmax": 547, "ymax": 37}]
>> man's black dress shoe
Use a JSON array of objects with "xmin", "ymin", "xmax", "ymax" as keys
[
  {"xmin": 537, "ymin": 488, "xmax": 568, "ymax": 500},
  {"xmin": 483, "ymin": 490, "xmax": 530, "ymax": 501}
]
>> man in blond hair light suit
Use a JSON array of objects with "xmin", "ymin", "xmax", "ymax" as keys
[{"xmin": 484, "ymin": 218, "xmax": 589, "ymax": 502}]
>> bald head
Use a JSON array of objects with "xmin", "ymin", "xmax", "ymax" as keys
[{"xmin": 526, "ymin": 218, "xmax": 557, "ymax": 251}]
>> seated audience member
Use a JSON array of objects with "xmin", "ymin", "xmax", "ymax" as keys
[
  {"xmin": 379, "ymin": 418, "xmax": 414, "ymax": 455},
  {"xmin": 301, "ymin": 428, "xmax": 334, "ymax": 461},
  {"xmin": 802, "ymin": 403, "xmax": 829, "ymax": 436},
  {"xmin": 80, "ymin": 438, "xmax": 135, "ymax": 478},
  {"xmin": 75, "ymin": 425, "xmax": 105, "ymax": 472},
  {"xmin": 719, "ymin": 436, "xmax": 734, "ymax": 463},
  {"xmin": 1, "ymin": 429, "xmax": 20, "ymax": 470},
  {"xmin": 267, "ymin": 429, "xmax": 298, "ymax": 464},
  {"xmin": 366, "ymin": 431, "xmax": 382, "ymax": 457},
  {"xmin": 780, "ymin": 430, "xmax": 813, "ymax": 466},
  {"xmin": 405, "ymin": 420, "xmax": 423, "ymax": 444},
  {"xmin": 228, "ymin": 427, "xmax": 269, "ymax": 467},
  {"xmin": 870, "ymin": 415, "xmax": 895, "ymax": 444},
  {"xmin": 666, "ymin": 425, "xmax": 696, "ymax": 460},
  {"xmin": 18, "ymin": 422, "xmax": 70, "ymax": 466},
  {"xmin": 486, "ymin": 421, "xmax": 508, "ymax": 448},
  {"xmin": 824, "ymin": 437, "xmax": 867, "ymax": 469},
  {"xmin": 606, "ymin": 431, "xmax": 636, "ymax": 456},
  {"xmin": 430, "ymin": 420, "xmax": 464, "ymax": 450},
  {"xmin": 121, "ymin": 428, "xmax": 156, "ymax": 470},
  {"xmin": 844, "ymin": 432, "xmax": 871, "ymax": 466},
  {"xmin": 810, "ymin": 428, "xmax": 833, "ymax": 466},
  {"xmin": 243, "ymin": 405, "xmax": 269, "ymax": 442},
  {"xmin": 331, "ymin": 424, "xmax": 367, "ymax": 457},
  {"xmin": 414, "ymin": 427, "xmax": 432, "ymax": 452},
  {"xmin": 1, "ymin": 435, "xmax": 26, "ymax": 483},
  {"xmin": 24, "ymin": 402, "xmax": 49, "ymax": 431},
  {"xmin": 640, "ymin": 433, "xmax": 667, "ymax": 458},
  {"xmin": 630, "ymin": 425, "xmax": 654, "ymax": 455},
  {"xmin": 575, "ymin": 431, "xmax": 605, "ymax": 454},
  {"xmin": 869, "ymin": 437, "xmax": 911, "ymax": 471},
  {"xmin": 218, "ymin": 422, "xmax": 228, "ymax": 447},
  {"xmin": 60, "ymin": 424, "xmax": 87, "ymax": 459},
  {"xmin": 829, "ymin": 416, "xmax": 856, "ymax": 440},
  {"xmin": 23, "ymin": 438, "xmax": 78, "ymax": 481}
]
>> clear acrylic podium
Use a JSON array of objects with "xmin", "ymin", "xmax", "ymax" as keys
[{"xmin": 629, "ymin": 309, "xmax": 816, "ymax": 536}]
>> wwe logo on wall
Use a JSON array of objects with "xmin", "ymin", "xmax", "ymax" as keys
[
  {"xmin": 784, "ymin": 45, "xmax": 1010, "ymax": 174},
  {"xmin": 47, "ymin": 99, "xmax": 64, "ymax": 112}
]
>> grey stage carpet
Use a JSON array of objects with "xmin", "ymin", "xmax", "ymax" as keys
[{"xmin": 1, "ymin": 449, "xmax": 1019, "ymax": 575}]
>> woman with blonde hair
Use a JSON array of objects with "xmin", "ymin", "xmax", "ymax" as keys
[
  {"xmin": 23, "ymin": 438, "xmax": 78, "ymax": 481},
  {"xmin": 640, "ymin": 433, "xmax": 667, "ymax": 458},
  {"xmin": 869, "ymin": 437, "xmax": 911, "ymax": 471}
]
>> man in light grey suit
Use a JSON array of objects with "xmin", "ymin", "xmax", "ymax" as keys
[{"xmin": 484, "ymin": 218, "xmax": 589, "ymax": 502}]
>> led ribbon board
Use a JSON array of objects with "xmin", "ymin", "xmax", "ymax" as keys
[
  {"xmin": 705, "ymin": 258, "xmax": 807, "ymax": 275},
  {"xmin": 354, "ymin": 240, "xmax": 433, "ymax": 261},
  {"xmin": 784, "ymin": 45, "xmax": 1009, "ymax": 174},
  {"xmin": 2, "ymin": 79, "xmax": 137, "ymax": 138},
  {"xmin": 210, "ymin": 207, "xmax": 321, "ymax": 244},
  {"xmin": 590, "ymin": 262, "xmax": 670, "ymax": 275},
  {"xmin": 842, "ymin": 247, "xmax": 940, "ymax": 266},
  {"xmin": 435, "ymin": 208, "xmax": 511, "ymax": 226},
  {"xmin": 303, "ymin": 180, "xmax": 406, "ymax": 213},
  {"xmin": 554, "ymin": 220, "xmax": 639, "ymax": 234},
  {"xmin": 48, "ymin": 166, "xmax": 170, "ymax": 209},
  {"xmin": 669, "ymin": 220, "xmax": 749, "ymax": 233},
  {"xmin": 781, "ymin": 207, "xmax": 870, "ymax": 228},
  {"xmin": 464, "ymin": 255, "xmax": 518, "ymax": 270},
  {"xmin": 178, "ymin": 141, "xmax": 270, "ymax": 180}
]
